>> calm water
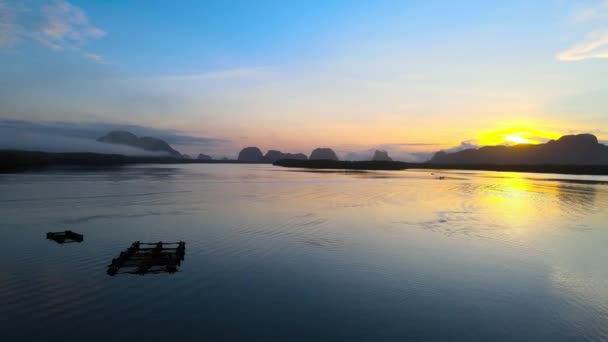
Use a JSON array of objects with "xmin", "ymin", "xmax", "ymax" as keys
[{"xmin": 1, "ymin": 164, "xmax": 608, "ymax": 341}]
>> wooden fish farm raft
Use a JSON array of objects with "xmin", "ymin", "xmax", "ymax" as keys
[
  {"xmin": 46, "ymin": 230, "xmax": 84, "ymax": 243},
  {"xmin": 107, "ymin": 241, "xmax": 185, "ymax": 276}
]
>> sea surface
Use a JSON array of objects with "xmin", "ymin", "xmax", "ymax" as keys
[{"xmin": 1, "ymin": 164, "xmax": 608, "ymax": 341}]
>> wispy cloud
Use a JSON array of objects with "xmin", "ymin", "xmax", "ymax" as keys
[
  {"xmin": 37, "ymin": 0, "xmax": 106, "ymax": 47},
  {"xmin": 558, "ymin": 1, "xmax": 608, "ymax": 61},
  {"xmin": 572, "ymin": 1, "xmax": 608, "ymax": 23},
  {"xmin": 154, "ymin": 67, "xmax": 272, "ymax": 82},
  {"xmin": 82, "ymin": 52, "xmax": 107, "ymax": 64},
  {"xmin": 557, "ymin": 30, "xmax": 608, "ymax": 61},
  {"xmin": 0, "ymin": 0, "xmax": 106, "ymax": 63}
]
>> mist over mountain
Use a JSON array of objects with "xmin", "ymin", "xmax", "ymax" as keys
[
  {"xmin": 0, "ymin": 119, "xmax": 227, "ymax": 156},
  {"xmin": 237, "ymin": 148, "xmax": 308, "ymax": 163},
  {"xmin": 0, "ymin": 125, "xmax": 169, "ymax": 156},
  {"xmin": 343, "ymin": 151, "xmax": 373, "ymax": 161},
  {"xmin": 341, "ymin": 147, "xmax": 432, "ymax": 162},
  {"xmin": 97, "ymin": 131, "xmax": 182, "ymax": 157},
  {"xmin": 344, "ymin": 150, "xmax": 393, "ymax": 161},
  {"xmin": 430, "ymin": 134, "xmax": 608, "ymax": 165},
  {"xmin": 372, "ymin": 150, "xmax": 393, "ymax": 162},
  {"xmin": 263, "ymin": 150, "xmax": 308, "ymax": 163}
]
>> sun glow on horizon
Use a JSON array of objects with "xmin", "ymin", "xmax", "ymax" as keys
[
  {"xmin": 475, "ymin": 126, "xmax": 563, "ymax": 147},
  {"xmin": 504, "ymin": 134, "xmax": 532, "ymax": 145}
]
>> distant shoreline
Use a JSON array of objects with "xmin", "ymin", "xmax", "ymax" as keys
[
  {"xmin": 273, "ymin": 159, "xmax": 608, "ymax": 176},
  {"xmin": 0, "ymin": 150, "xmax": 265, "ymax": 173},
  {"xmin": 3, "ymin": 150, "xmax": 608, "ymax": 176}
]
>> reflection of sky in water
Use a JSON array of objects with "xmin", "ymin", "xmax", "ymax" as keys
[{"xmin": 0, "ymin": 165, "xmax": 607, "ymax": 341}]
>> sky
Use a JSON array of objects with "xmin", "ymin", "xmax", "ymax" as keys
[{"xmin": 0, "ymin": 0, "xmax": 607, "ymax": 159}]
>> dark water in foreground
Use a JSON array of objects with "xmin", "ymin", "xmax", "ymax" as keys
[{"xmin": 1, "ymin": 165, "xmax": 608, "ymax": 341}]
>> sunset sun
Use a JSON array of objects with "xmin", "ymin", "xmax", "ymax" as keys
[{"xmin": 504, "ymin": 134, "xmax": 532, "ymax": 145}]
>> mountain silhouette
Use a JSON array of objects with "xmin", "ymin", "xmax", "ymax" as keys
[
  {"xmin": 238, "ymin": 147, "xmax": 264, "ymax": 162},
  {"xmin": 197, "ymin": 153, "xmax": 212, "ymax": 160},
  {"xmin": 372, "ymin": 150, "xmax": 392, "ymax": 161},
  {"xmin": 97, "ymin": 131, "xmax": 182, "ymax": 157},
  {"xmin": 430, "ymin": 134, "xmax": 608, "ymax": 165},
  {"xmin": 310, "ymin": 148, "xmax": 339, "ymax": 160}
]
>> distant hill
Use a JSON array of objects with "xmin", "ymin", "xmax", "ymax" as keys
[
  {"xmin": 0, "ymin": 150, "xmax": 251, "ymax": 173},
  {"xmin": 5, "ymin": 149, "xmax": 608, "ymax": 175},
  {"xmin": 430, "ymin": 134, "xmax": 608, "ymax": 165},
  {"xmin": 197, "ymin": 153, "xmax": 212, "ymax": 160},
  {"xmin": 238, "ymin": 147, "xmax": 264, "ymax": 162},
  {"xmin": 272, "ymin": 157, "xmax": 608, "ymax": 175},
  {"xmin": 237, "ymin": 147, "xmax": 308, "ymax": 163},
  {"xmin": 97, "ymin": 131, "xmax": 182, "ymax": 157},
  {"xmin": 310, "ymin": 148, "xmax": 339, "ymax": 160},
  {"xmin": 263, "ymin": 150, "xmax": 308, "ymax": 163},
  {"xmin": 372, "ymin": 150, "xmax": 392, "ymax": 162},
  {"xmin": 274, "ymin": 159, "xmax": 409, "ymax": 170}
]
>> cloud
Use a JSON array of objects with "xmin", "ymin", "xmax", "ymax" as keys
[
  {"xmin": 559, "ymin": 2, "xmax": 608, "ymax": 61},
  {"xmin": 82, "ymin": 52, "xmax": 107, "ymax": 64},
  {"xmin": 154, "ymin": 67, "xmax": 272, "ymax": 82},
  {"xmin": 39, "ymin": 0, "xmax": 106, "ymax": 44},
  {"xmin": 0, "ymin": 0, "xmax": 106, "ymax": 62},
  {"xmin": 385, "ymin": 142, "xmax": 442, "ymax": 147},
  {"xmin": 572, "ymin": 1, "xmax": 608, "ymax": 23},
  {"xmin": 557, "ymin": 30, "xmax": 608, "ymax": 61},
  {"xmin": 525, "ymin": 135, "xmax": 552, "ymax": 144},
  {"xmin": 0, "ymin": 129, "xmax": 172, "ymax": 156},
  {"xmin": 442, "ymin": 140, "xmax": 479, "ymax": 153},
  {"xmin": 0, "ymin": 120, "xmax": 228, "ymax": 154}
]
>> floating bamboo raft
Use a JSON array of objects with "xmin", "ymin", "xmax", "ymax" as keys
[
  {"xmin": 107, "ymin": 241, "xmax": 185, "ymax": 276},
  {"xmin": 46, "ymin": 230, "xmax": 84, "ymax": 243}
]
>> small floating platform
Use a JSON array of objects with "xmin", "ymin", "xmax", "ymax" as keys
[
  {"xmin": 46, "ymin": 230, "xmax": 84, "ymax": 243},
  {"xmin": 107, "ymin": 241, "xmax": 185, "ymax": 276}
]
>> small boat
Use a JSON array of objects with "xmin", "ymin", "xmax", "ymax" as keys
[{"xmin": 46, "ymin": 230, "xmax": 84, "ymax": 243}]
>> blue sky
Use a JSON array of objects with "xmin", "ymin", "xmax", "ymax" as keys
[{"xmin": 1, "ymin": 0, "xmax": 607, "ymax": 158}]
